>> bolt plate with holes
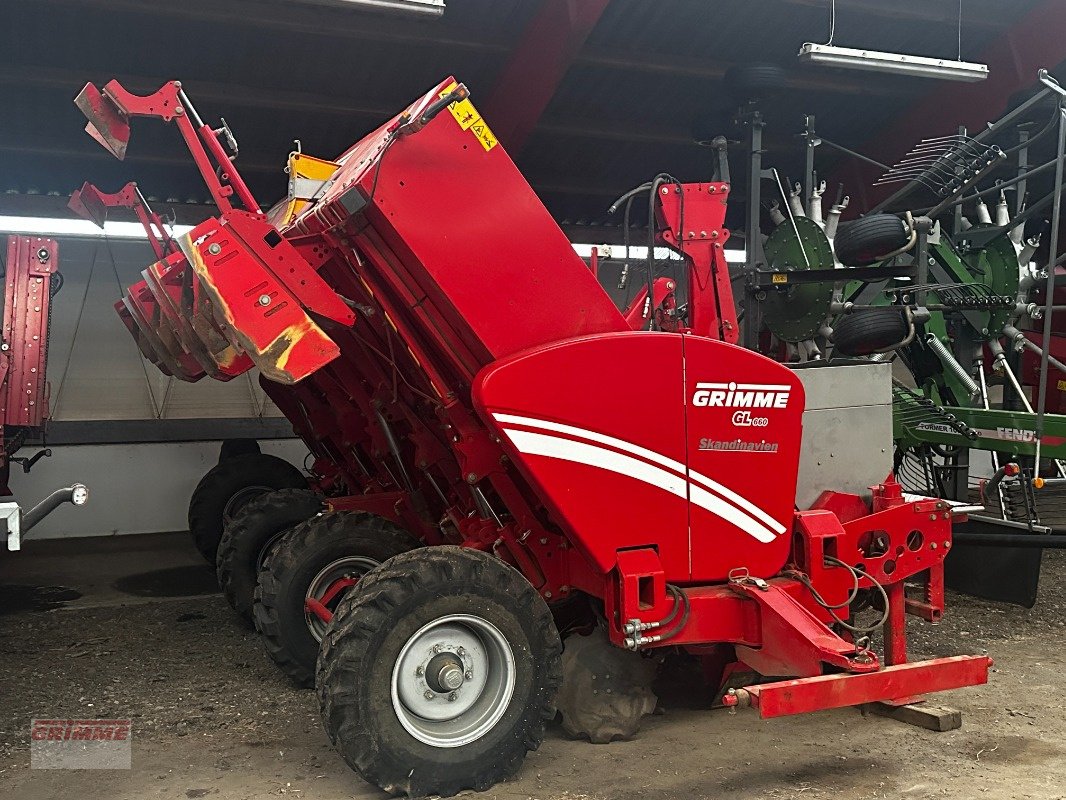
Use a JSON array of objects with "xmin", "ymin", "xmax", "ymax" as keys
[
  {"xmin": 761, "ymin": 217, "xmax": 835, "ymax": 342},
  {"xmin": 2, "ymin": 237, "xmax": 57, "ymax": 428},
  {"xmin": 952, "ymin": 228, "xmax": 1020, "ymax": 336}
]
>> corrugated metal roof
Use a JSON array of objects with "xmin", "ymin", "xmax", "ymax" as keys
[{"xmin": 0, "ymin": 0, "xmax": 1056, "ymax": 229}]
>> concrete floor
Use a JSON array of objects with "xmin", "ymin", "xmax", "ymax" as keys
[
  {"xmin": 0, "ymin": 532, "xmax": 219, "ymax": 611},
  {"xmin": 2, "ymin": 534, "xmax": 1066, "ymax": 800}
]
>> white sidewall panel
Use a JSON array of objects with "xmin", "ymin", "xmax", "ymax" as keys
[{"xmin": 9, "ymin": 440, "xmax": 310, "ymax": 539}]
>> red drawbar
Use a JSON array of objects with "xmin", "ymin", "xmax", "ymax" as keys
[{"xmin": 736, "ymin": 656, "xmax": 992, "ymax": 717}]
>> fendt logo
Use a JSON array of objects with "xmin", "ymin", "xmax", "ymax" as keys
[
  {"xmin": 996, "ymin": 427, "xmax": 1035, "ymax": 443},
  {"xmin": 692, "ymin": 382, "xmax": 791, "ymax": 409}
]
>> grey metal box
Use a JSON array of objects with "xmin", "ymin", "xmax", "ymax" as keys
[{"xmin": 792, "ymin": 362, "xmax": 893, "ymax": 509}]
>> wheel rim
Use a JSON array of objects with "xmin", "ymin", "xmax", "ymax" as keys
[
  {"xmin": 391, "ymin": 614, "xmax": 516, "ymax": 748},
  {"xmin": 255, "ymin": 530, "xmax": 290, "ymax": 571},
  {"xmin": 304, "ymin": 556, "xmax": 381, "ymax": 641},
  {"xmin": 222, "ymin": 485, "xmax": 271, "ymax": 525}
]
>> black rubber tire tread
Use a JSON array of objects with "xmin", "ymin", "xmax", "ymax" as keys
[
  {"xmin": 218, "ymin": 438, "xmax": 261, "ymax": 463},
  {"xmin": 317, "ymin": 546, "xmax": 563, "ymax": 798},
  {"xmin": 216, "ymin": 488, "xmax": 324, "ymax": 624},
  {"xmin": 834, "ymin": 213, "xmax": 911, "ymax": 266},
  {"xmin": 724, "ymin": 63, "xmax": 788, "ymax": 100},
  {"xmin": 557, "ymin": 627, "xmax": 657, "ymax": 743},
  {"xmin": 255, "ymin": 512, "xmax": 419, "ymax": 687},
  {"xmin": 188, "ymin": 453, "xmax": 307, "ymax": 564},
  {"xmin": 833, "ymin": 307, "xmax": 910, "ymax": 356}
]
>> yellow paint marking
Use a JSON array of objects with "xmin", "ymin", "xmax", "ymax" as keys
[
  {"xmin": 184, "ymin": 229, "xmax": 334, "ymax": 383},
  {"xmin": 270, "ymin": 318, "xmax": 317, "ymax": 374}
]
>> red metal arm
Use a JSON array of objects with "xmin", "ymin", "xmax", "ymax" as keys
[
  {"xmin": 657, "ymin": 182, "xmax": 739, "ymax": 343},
  {"xmin": 74, "ymin": 80, "xmax": 260, "ymax": 214},
  {"xmin": 68, "ymin": 181, "xmax": 176, "ymax": 261},
  {"xmin": 482, "ymin": 0, "xmax": 612, "ymax": 153}
]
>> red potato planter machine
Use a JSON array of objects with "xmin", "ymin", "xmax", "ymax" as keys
[{"xmin": 75, "ymin": 76, "xmax": 990, "ymax": 796}]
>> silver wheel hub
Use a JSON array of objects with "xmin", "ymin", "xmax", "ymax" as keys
[
  {"xmin": 391, "ymin": 614, "xmax": 515, "ymax": 748},
  {"xmin": 426, "ymin": 653, "xmax": 465, "ymax": 692}
]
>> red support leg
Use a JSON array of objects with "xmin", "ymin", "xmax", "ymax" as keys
[{"xmin": 883, "ymin": 581, "xmax": 908, "ymax": 667}]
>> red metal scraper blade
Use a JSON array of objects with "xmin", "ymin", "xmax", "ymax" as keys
[
  {"xmin": 74, "ymin": 83, "xmax": 130, "ymax": 161},
  {"xmin": 68, "ymin": 182, "xmax": 109, "ymax": 229}
]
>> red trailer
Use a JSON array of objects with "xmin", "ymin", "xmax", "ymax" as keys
[{"xmin": 1, "ymin": 236, "xmax": 88, "ymax": 552}]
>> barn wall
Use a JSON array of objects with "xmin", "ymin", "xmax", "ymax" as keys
[{"xmin": 10, "ymin": 234, "xmax": 307, "ymax": 539}]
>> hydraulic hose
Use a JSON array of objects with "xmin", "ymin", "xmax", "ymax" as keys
[
  {"xmin": 981, "ymin": 463, "xmax": 1020, "ymax": 504},
  {"xmin": 608, "ymin": 182, "xmax": 653, "ymax": 294},
  {"xmin": 656, "ymin": 584, "xmax": 691, "ymax": 641},
  {"xmin": 608, "ymin": 183, "xmax": 652, "ymax": 216},
  {"xmin": 794, "ymin": 556, "xmax": 890, "ymax": 635},
  {"xmin": 646, "ymin": 175, "xmax": 673, "ymax": 331},
  {"xmin": 622, "ymin": 583, "xmax": 690, "ymax": 648}
]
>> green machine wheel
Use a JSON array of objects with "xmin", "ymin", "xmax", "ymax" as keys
[{"xmin": 761, "ymin": 217, "xmax": 836, "ymax": 342}]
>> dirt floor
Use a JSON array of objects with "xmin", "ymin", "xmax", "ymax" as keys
[{"xmin": 2, "ymin": 534, "xmax": 1066, "ymax": 800}]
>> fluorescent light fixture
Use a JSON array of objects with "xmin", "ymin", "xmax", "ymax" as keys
[
  {"xmin": 798, "ymin": 43, "xmax": 988, "ymax": 82},
  {"xmin": 1, "ymin": 222, "xmax": 752, "ymax": 264},
  {"xmin": 572, "ymin": 243, "xmax": 747, "ymax": 264},
  {"xmin": 0, "ymin": 215, "xmax": 194, "ymax": 240},
  {"xmin": 311, "ymin": 0, "xmax": 444, "ymax": 14}
]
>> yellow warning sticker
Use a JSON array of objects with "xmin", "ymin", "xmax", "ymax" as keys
[
  {"xmin": 471, "ymin": 119, "xmax": 497, "ymax": 151},
  {"xmin": 1057, "ymin": 379, "xmax": 1066, "ymax": 391},
  {"xmin": 441, "ymin": 82, "xmax": 479, "ymax": 130},
  {"xmin": 771, "ymin": 273, "xmax": 788, "ymax": 284},
  {"xmin": 440, "ymin": 81, "xmax": 498, "ymax": 152}
]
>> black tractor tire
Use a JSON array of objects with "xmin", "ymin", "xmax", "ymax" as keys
[
  {"xmin": 218, "ymin": 438, "xmax": 261, "ymax": 463},
  {"xmin": 187, "ymin": 453, "xmax": 306, "ymax": 564},
  {"xmin": 216, "ymin": 488, "xmax": 324, "ymax": 624},
  {"xmin": 834, "ymin": 214, "xmax": 911, "ymax": 266},
  {"xmin": 724, "ymin": 63, "xmax": 788, "ymax": 101},
  {"xmin": 833, "ymin": 308, "xmax": 910, "ymax": 357},
  {"xmin": 254, "ymin": 512, "xmax": 419, "ymax": 687},
  {"xmin": 317, "ymin": 546, "xmax": 562, "ymax": 798},
  {"xmin": 556, "ymin": 627, "xmax": 657, "ymax": 743}
]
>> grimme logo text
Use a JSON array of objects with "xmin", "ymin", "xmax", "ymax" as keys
[{"xmin": 692, "ymin": 382, "xmax": 790, "ymax": 409}]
